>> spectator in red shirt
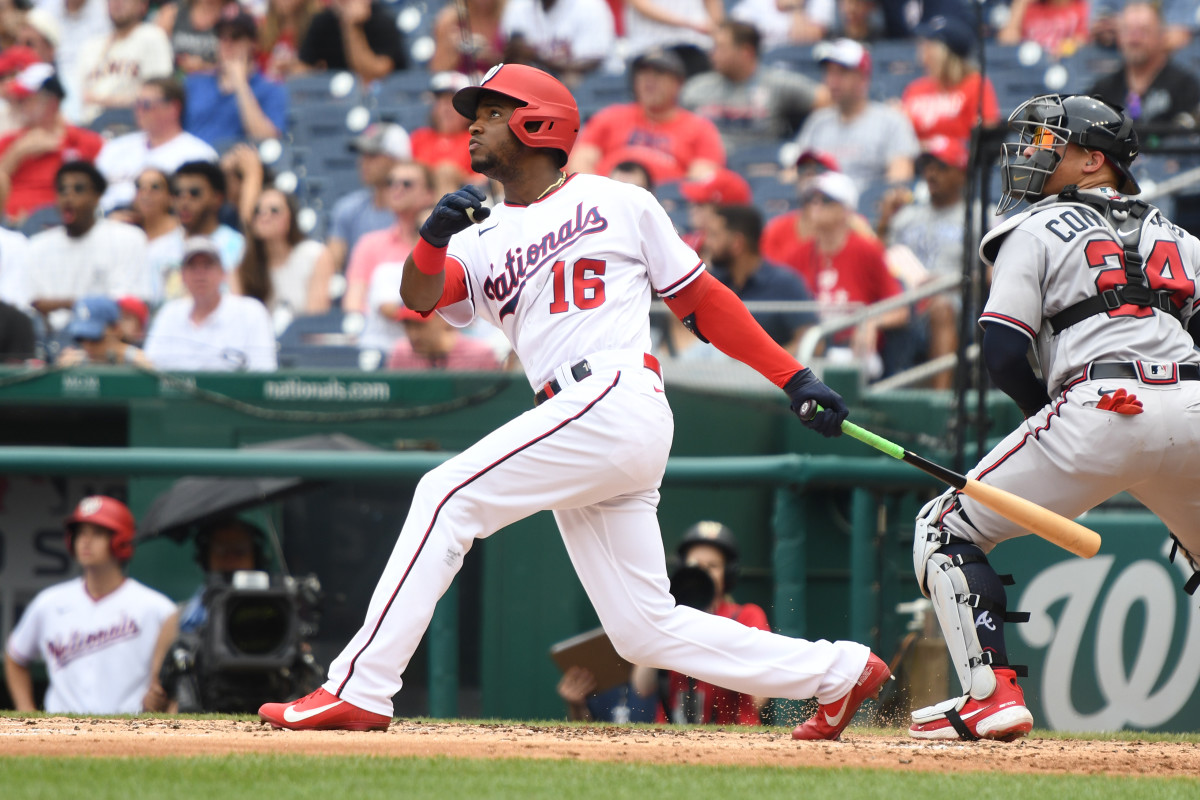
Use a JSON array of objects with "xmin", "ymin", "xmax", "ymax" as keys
[
  {"xmin": 569, "ymin": 47, "xmax": 725, "ymax": 184},
  {"xmin": 764, "ymin": 170, "xmax": 907, "ymax": 376},
  {"xmin": 0, "ymin": 64, "xmax": 103, "ymax": 225},
  {"xmin": 409, "ymin": 71, "xmax": 480, "ymax": 198},
  {"xmin": 999, "ymin": 0, "xmax": 1089, "ymax": 58},
  {"xmin": 901, "ymin": 15, "xmax": 999, "ymax": 147},
  {"xmin": 386, "ymin": 307, "xmax": 501, "ymax": 371}
]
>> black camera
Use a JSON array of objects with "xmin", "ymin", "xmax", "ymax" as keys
[{"xmin": 161, "ymin": 572, "xmax": 325, "ymax": 713}]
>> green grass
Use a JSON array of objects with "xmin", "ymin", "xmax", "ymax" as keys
[{"xmin": 1, "ymin": 755, "xmax": 1198, "ymax": 800}]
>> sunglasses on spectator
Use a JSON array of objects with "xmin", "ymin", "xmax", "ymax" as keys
[
  {"xmin": 172, "ymin": 186, "xmax": 205, "ymax": 199},
  {"xmin": 255, "ymin": 204, "xmax": 286, "ymax": 217},
  {"xmin": 388, "ymin": 177, "xmax": 417, "ymax": 189},
  {"xmin": 136, "ymin": 180, "xmax": 165, "ymax": 192},
  {"xmin": 802, "ymin": 194, "xmax": 839, "ymax": 206},
  {"xmin": 135, "ymin": 98, "xmax": 167, "ymax": 111},
  {"xmin": 57, "ymin": 181, "xmax": 94, "ymax": 196}
]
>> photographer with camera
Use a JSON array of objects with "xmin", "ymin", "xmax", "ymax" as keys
[
  {"xmin": 148, "ymin": 516, "xmax": 323, "ymax": 713},
  {"xmin": 631, "ymin": 521, "xmax": 771, "ymax": 725}
]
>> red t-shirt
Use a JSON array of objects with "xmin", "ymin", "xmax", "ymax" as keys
[
  {"xmin": 0, "ymin": 125, "xmax": 104, "ymax": 219},
  {"xmin": 410, "ymin": 127, "xmax": 474, "ymax": 176},
  {"xmin": 1021, "ymin": 1, "xmax": 1089, "ymax": 57},
  {"xmin": 901, "ymin": 72, "xmax": 1000, "ymax": 146},
  {"xmin": 578, "ymin": 103, "xmax": 725, "ymax": 183},
  {"xmin": 658, "ymin": 600, "xmax": 770, "ymax": 726}
]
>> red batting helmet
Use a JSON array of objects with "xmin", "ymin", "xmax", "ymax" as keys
[
  {"xmin": 452, "ymin": 63, "xmax": 580, "ymax": 166},
  {"xmin": 65, "ymin": 495, "xmax": 136, "ymax": 563}
]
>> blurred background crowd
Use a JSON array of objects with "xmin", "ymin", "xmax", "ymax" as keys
[{"xmin": 0, "ymin": 0, "xmax": 1197, "ymax": 385}]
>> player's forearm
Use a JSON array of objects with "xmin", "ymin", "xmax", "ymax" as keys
[
  {"xmin": 4, "ymin": 654, "xmax": 36, "ymax": 711},
  {"xmin": 982, "ymin": 324, "xmax": 1051, "ymax": 415},
  {"xmin": 401, "ymin": 253, "xmax": 446, "ymax": 312}
]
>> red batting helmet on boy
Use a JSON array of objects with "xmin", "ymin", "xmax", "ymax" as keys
[{"xmin": 65, "ymin": 495, "xmax": 136, "ymax": 563}]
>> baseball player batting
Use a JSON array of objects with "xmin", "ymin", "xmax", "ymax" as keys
[
  {"xmin": 909, "ymin": 93, "xmax": 1200, "ymax": 741},
  {"xmin": 259, "ymin": 64, "xmax": 892, "ymax": 738}
]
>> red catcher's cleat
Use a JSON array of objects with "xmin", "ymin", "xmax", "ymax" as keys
[
  {"xmin": 792, "ymin": 653, "xmax": 892, "ymax": 740},
  {"xmin": 259, "ymin": 688, "xmax": 391, "ymax": 731},
  {"xmin": 908, "ymin": 668, "xmax": 1033, "ymax": 742}
]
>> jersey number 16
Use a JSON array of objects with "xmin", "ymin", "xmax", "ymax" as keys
[{"xmin": 549, "ymin": 258, "xmax": 607, "ymax": 313}]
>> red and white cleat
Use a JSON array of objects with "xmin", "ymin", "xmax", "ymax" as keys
[
  {"xmin": 792, "ymin": 653, "xmax": 893, "ymax": 741},
  {"xmin": 909, "ymin": 668, "xmax": 1033, "ymax": 742},
  {"xmin": 259, "ymin": 688, "xmax": 391, "ymax": 731}
]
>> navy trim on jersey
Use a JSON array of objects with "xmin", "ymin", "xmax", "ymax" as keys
[
  {"xmin": 974, "ymin": 374, "xmax": 1088, "ymax": 483},
  {"xmin": 656, "ymin": 261, "xmax": 706, "ymax": 296},
  {"xmin": 336, "ymin": 370, "xmax": 624, "ymax": 696},
  {"xmin": 980, "ymin": 312, "xmax": 1037, "ymax": 339},
  {"xmin": 503, "ymin": 173, "xmax": 579, "ymax": 208}
]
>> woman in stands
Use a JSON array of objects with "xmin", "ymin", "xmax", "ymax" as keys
[
  {"xmin": 257, "ymin": 0, "xmax": 322, "ymax": 80},
  {"xmin": 230, "ymin": 188, "xmax": 327, "ymax": 321},
  {"xmin": 132, "ymin": 168, "xmax": 185, "ymax": 304},
  {"xmin": 900, "ymin": 15, "xmax": 1000, "ymax": 147}
]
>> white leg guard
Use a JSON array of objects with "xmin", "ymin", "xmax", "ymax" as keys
[{"xmin": 913, "ymin": 492, "xmax": 996, "ymax": 701}]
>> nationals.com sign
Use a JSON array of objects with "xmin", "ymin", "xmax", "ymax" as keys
[{"xmin": 995, "ymin": 522, "xmax": 1200, "ymax": 733}]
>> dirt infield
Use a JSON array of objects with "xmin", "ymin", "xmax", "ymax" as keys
[{"xmin": 3, "ymin": 716, "xmax": 1200, "ymax": 776}]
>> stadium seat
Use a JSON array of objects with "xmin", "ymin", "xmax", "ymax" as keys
[
  {"xmin": 278, "ymin": 308, "xmax": 351, "ymax": 347},
  {"xmin": 20, "ymin": 205, "xmax": 61, "ymax": 237},
  {"xmin": 87, "ymin": 106, "xmax": 136, "ymax": 137},
  {"xmin": 727, "ymin": 142, "xmax": 785, "ymax": 177},
  {"xmin": 277, "ymin": 344, "xmax": 377, "ymax": 370},
  {"xmin": 285, "ymin": 71, "xmax": 362, "ymax": 105},
  {"xmin": 574, "ymin": 71, "xmax": 633, "ymax": 122},
  {"xmin": 747, "ymin": 174, "xmax": 798, "ymax": 219},
  {"xmin": 760, "ymin": 43, "xmax": 821, "ymax": 81}
]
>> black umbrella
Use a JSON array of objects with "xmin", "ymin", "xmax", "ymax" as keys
[{"xmin": 138, "ymin": 433, "xmax": 380, "ymax": 542}]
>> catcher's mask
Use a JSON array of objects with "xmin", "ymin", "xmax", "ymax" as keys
[{"xmin": 997, "ymin": 93, "xmax": 1140, "ymax": 215}]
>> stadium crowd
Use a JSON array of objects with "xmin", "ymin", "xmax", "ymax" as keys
[{"xmin": 0, "ymin": 0, "xmax": 1196, "ymax": 383}]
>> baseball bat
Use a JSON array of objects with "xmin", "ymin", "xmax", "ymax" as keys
[{"xmin": 798, "ymin": 401, "xmax": 1101, "ymax": 559}]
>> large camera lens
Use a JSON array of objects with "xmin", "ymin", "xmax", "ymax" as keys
[{"xmin": 225, "ymin": 595, "xmax": 291, "ymax": 655}]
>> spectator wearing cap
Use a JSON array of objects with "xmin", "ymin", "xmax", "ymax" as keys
[
  {"xmin": 310, "ymin": 122, "xmax": 412, "ymax": 291},
  {"xmin": 570, "ymin": 48, "xmax": 725, "ymax": 184},
  {"xmin": 0, "ymin": 64, "xmax": 104, "ymax": 224},
  {"xmin": 21, "ymin": 161, "xmax": 151, "ymax": 324},
  {"xmin": 171, "ymin": 160, "xmax": 244, "ymax": 271},
  {"xmin": 183, "ymin": 7, "xmax": 288, "ymax": 147},
  {"xmin": 258, "ymin": 0, "xmax": 322, "ymax": 81},
  {"xmin": 143, "ymin": 235, "xmax": 277, "ymax": 371},
  {"xmin": 116, "ymin": 294, "xmax": 148, "ymax": 345},
  {"xmin": 500, "ymin": 0, "xmax": 616, "ymax": 86},
  {"xmin": 344, "ymin": 160, "xmax": 434, "ymax": 348},
  {"xmin": 878, "ymin": 135, "xmax": 968, "ymax": 388},
  {"xmin": 764, "ymin": 149, "xmax": 875, "ymax": 252},
  {"xmin": 55, "ymin": 294, "xmax": 149, "ymax": 365},
  {"xmin": 1086, "ymin": 3, "xmax": 1200, "ymax": 127},
  {"xmin": 791, "ymin": 38, "xmax": 918, "ymax": 199},
  {"xmin": 622, "ymin": 0, "xmax": 724, "ymax": 79},
  {"xmin": 386, "ymin": 306, "xmax": 501, "ymax": 371},
  {"xmin": 677, "ymin": 166, "xmax": 751, "ymax": 254},
  {"xmin": 68, "ymin": 0, "xmax": 173, "ymax": 125},
  {"xmin": 96, "ymin": 78, "xmax": 218, "ymax": 214},
  {"xmin": 0, "ymin": 46, "xmax": 42, "ymax": 137},
  {"xmin": 999, "ymin": 0, "xmax": 1090, "ymax": 57},
  {"xmin": 409, "ymin": 71, "xmax": 479, "ymax": 198},
  {"xmin": 766, "ymin": 170, "xmax": 907, "ymax": 377},
  {"xmin": 297, "ymin": 0, "xmax": 407, "ymax": 83},
  {"xmin": 900, "ymin": 15, "xmax": 999, "ymax": 148},
  {"xmin": 681, "ymin": 19, "xmax": 828, "ymax": 150}
]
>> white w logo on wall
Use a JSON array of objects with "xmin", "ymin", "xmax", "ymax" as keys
[{"xmin": 1018, "ymin": 541, "xmax": 1200, "ymax": 731}]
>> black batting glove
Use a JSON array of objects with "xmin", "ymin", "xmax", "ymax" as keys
[
  {"xmin": 419, "ymin": 185, "xmax": 491, "ymax": 247},
  {"xmin": 783, "ymin": 368, "xmax": 849, "ymax": 438}
]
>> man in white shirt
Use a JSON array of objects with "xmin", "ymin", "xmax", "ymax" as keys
[
  {"xmin": 69, "ymin": 0, "xmax": 174, "ymax": 125},
  {"xmin": 22, "ymin": 160, "xmax": 152, "ymax": 325},
  {"xmin": 500, "ymin": 0, "xmax": 615, "ymax": 84},
  {"xmin": 97, "ymin": 78, "xmax": 218, "ymax": 212},
  {"xmin": 144, "ymin": 236, "xmax": 277, "ymax": 371}
]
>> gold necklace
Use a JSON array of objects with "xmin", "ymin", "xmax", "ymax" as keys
[{"xmin": 536, "ymin": 172, "xmax": 567, "ymax": 201}]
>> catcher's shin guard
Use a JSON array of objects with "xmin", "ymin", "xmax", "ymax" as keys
[{"xmin": 913, "ymin": 493, "xmax": 1028, "ymax": 700}]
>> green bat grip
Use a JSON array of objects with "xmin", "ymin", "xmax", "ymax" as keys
[{"xmin": 797, "ymin": 400, "xmax": 905, "ymax": 459}]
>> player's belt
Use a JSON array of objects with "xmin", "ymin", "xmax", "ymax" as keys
[
  {"xmin": 1087, "ymin": 361, "xmax": 1200, "ymax": 384},
  {"xmin": 534, "ymin": 353, "xmax": 663, "ymax": 406}
]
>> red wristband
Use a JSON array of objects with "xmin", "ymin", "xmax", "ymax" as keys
[{"xmin": 413, "ymin": 237, "xmax": 448, "ymax": 276}]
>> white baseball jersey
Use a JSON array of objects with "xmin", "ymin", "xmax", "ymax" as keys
[
  {"xmin": 933, "ymin": 187, "xmax": 1200, "ymax": 554},
  {"xmin": 6, "ymin": 577, "xmax": 176, "ymax": 714},
  {"xmin": 443, "ymin": 174, "xmax": 706, "ymax": 389},
  {"xmin": 320, "ymin": 172, "xmax": 871, "ymax": 717}
]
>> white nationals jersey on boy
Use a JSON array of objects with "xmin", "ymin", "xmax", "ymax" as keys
[
  {"xmin": 980, "ymin": 189, "xmax": 1200, "ymax": 396},
  {"xmin": 443, "ymin": 174, "xmax": 705, "ymax": 389}
]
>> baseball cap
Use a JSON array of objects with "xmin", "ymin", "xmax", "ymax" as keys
[
  {"xmin": 804, "ymin": 171, "xmax": 859, "ymax": 211},
  {"xmin": 795, "ymin": 149, "xmax": 840, "ymax": 173},
  {"xmin": 214, "ymin": 5, "xmax": 257, "ymax": 40},
  {"xmin": 631, "ymin": 48, "xmax": 687, "ymax": 79},
  {"xmin": 814, "ymin": 38, "xmax": 872, "ymax": 74},
  {"xmin": 430, "ymin": 71, "xmax": 471, "ymax": 95},
  {"xmin": 3, "ymin": 62, "xmax": 64, "ymax": 100},
  {"xmin": 680, "ymin": 168, "xmax": 753, "ymax": 205},
  {"xmin": 23, "ymin": 8, "xmax": 60, "ymax": 50},
  {"xmin": 0, "ymin": 46, "xmax": 41, "ymax": 77},
  {"xmin": 67, "ymin": 296, "xmax": 120, "ymax": 341},
  {"xmin": 917, "ymin": 135, "xmax": 970, "ymax": 171},
  {"xmin": 914, "ymin": 15, "xmax": 975, "ymax": 58},
  {"xmin": 116, "ymin": 296, "xmax": 150, "ymax": 328},
  {"xmin": 348, "ymin": 122, "xmax": 412, "ymax": 160},
  {"xmin": 181, "ymin": 236, "xmax": 222, "ymax": 265}
]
